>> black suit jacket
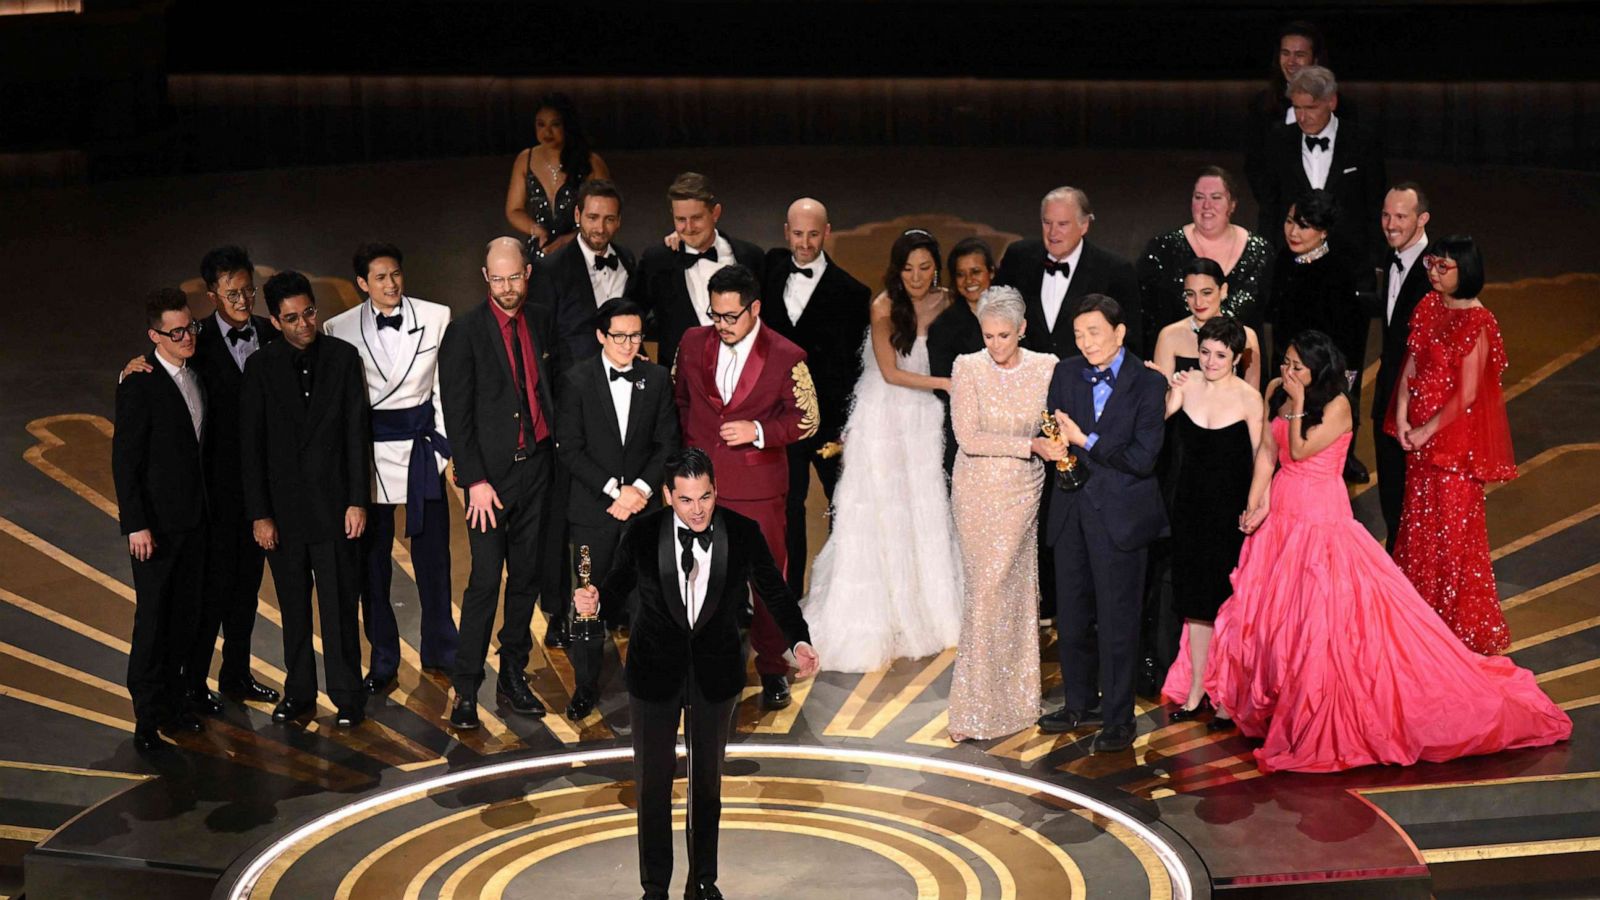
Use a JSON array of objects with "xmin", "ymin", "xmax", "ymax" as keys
[
  {"xmin": 599, "ymin": 507, "xmax": 810, "ymax": 704},
  {"xmin": 439, "ymin": 300, "xmax": 558, "ymax": 489},
  {"xmin": 995, "ymin": 238, "xmax": 1144, "ymax": 357},
  {"xmin": 1257, "ymin": 118, "xmax": 1388, "ymax": 271},
  {"xmin": 758, "ymin": 250, "xmax": 871, "ymax": 443},
  {"xmin": 191, "ymin": 313, "xmax": 278, "ymax": 521},
  {"xmin": 1043, "ymin": 352, "xmax": 1169, "ymax": 551},
  {"xmin": 239, "ymin": 337, "xmax": 370, "ymax": 543},
  {"xmin": 533, "ymin": 239, "xmax": 638, "ymax": 375},
  {"xmin": 1372, "ymin": 247, "xmax": 1434, "ymax": 423},
  {"xmin": 113, "ymin": 351, "xmax": 208, "ymax": 536},
  {"xmin": 555, "ymin": 356, "xmax": 680, "ymax": 527},
  {"xmin": 634, "ymin": 231, "xmax": 764, "ymax": 370}
]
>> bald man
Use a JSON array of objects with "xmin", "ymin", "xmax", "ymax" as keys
[
  {"xmin": 438, "ymin": 237, "xmax": 558, "ymax": 729},
  {"xmin": 759, "ymin": 198, "xmax": 871, "ymax": 599}
]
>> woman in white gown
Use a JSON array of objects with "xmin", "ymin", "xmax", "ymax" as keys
[{"xmin": 804, "ymin": 229, "xmax": 966, "ymax": 672}]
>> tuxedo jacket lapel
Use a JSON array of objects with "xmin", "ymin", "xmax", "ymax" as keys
[
  {"xmin": 565, "ymin": 245, "xmax": 599, "ymax": 309},
  {"xmin": 656, "ymin": 513, "xmax": 691, "ymax": 631},
  {"xmin": 695, "ymin": 511, "xmax": 729, "ymax": 636}
]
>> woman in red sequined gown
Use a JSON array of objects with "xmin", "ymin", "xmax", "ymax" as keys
[
  {"xmin": 1389, "ymin": 236, "xmax": 1517, "ymax": 654},
  {"xmin": 1165, "ymin": 330, "xmax": 1569, "ymax": 773}
]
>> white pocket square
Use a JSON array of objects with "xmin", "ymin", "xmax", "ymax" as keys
[{"xmin": 1343, "ymin": 166, "xmax": 1359, "ymax": 174}]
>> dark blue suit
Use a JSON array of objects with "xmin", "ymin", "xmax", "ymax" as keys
[{"xmin": 1045, "ymin": 350, "xmax": 1168, "ymax": 728}]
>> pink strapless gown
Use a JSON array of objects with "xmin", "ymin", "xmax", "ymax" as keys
[{"xmin": 1163, "ymin": 418, "xmax": 1570, "ymax": 774}]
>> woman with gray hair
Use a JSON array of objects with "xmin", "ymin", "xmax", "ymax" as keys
[{"xmin": 946, "ymin": 286, "xmax": 1062, "ymax": 741}]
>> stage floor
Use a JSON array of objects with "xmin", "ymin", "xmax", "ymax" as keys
[{"xmin": 2, "ymin": 147, "xmax": 1599, "ymax": 899}]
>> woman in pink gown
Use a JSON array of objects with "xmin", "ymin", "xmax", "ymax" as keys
[{"xmin": 1165, "ymin": 330, "xmax": 1570, "ymax": 774}]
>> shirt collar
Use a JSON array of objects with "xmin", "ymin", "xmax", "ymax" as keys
[
  {"xmin": 577, "ymin": 237, "xmax": 613, "ymax": 268},
  {"xmin": 1049, "ymin": 239, "xmax": 1087, "ymax": 268},
  {"xmin": 1100, "ymin": 347, "xmax": 1127, "ymax": 376},
  {"xmin": 1305, "ymin": 113, "xmax": 1340, "ymax": 142},
  {"xmin": 154, "ymin": 350, "xmax": 187, "ymax": 377},
  {"xmin": 1398, "ymin": 232, "xmax": 1429, "ymax": 267},
  {"xmin": 723, "ymin": 317, "xmax": 762, "ymax": 354},
  {"xmin": 673, "ymin": 512, "xmax": 711, "ymax": 539},
  {"xmin": 791, "ymin": 251, "xmax": 828, "ymax": 277},
  {"xmin": 367, "ymin": 298, "xmax": 404, "ymax": 322},
  {"xmin": 488, "ymin": 298, "xmax": 523, "ymax": 329},
  {"xmin": 686, "ymin": 231, "xmax": 723, "ymax": 257},
  {"xmin": 214, "ymin": 310, "xmax": 252, "ymax": 336},
  {"xmin": 601, "ymin": 354, "xmax": 633, "ymax": 376}
]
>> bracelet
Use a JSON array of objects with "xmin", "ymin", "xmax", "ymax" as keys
[{"xmin": 1282, "ymin": 412, "xmax": 1306, "ymax": 420}]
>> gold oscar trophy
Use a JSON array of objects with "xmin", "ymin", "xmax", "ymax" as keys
[
  {"xmin": 571, "ymin": 545, "xmax": 605, "ymax": 641},
  {"xmin": 1041, "ymin": 410, "xmax": 1089, "ymax": 492}
]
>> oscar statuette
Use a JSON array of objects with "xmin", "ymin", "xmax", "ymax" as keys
[
  {"xmin": 572, "ymin": 545, "xmax": 605, "ymax": 641},
  {"xmin": 1041, "ymin": 410, "xmax": 1089, "ymax": 492}
]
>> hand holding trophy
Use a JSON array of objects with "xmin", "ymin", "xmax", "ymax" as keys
[
  {"xmin": 571, "ymin": 545, "xmax": 606, "ymax": 641},
  {"xmin": 1040, "ymin": 410, "xmax": 1089, "ymax": 492}
]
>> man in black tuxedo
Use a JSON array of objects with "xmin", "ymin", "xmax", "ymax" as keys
[
  {"xmin": 1374, "ymin": 182, "xmax": 1433, "ymax": 550},
  {"xmin": 759, "ymin": 197, "xmax": 871, "ymax": 597},
  {"xmin": 439, "ymin": 237, "xmax": 557, "ymax": 729},
  {"xmin": 572, "ymin": 448, "xmax": 818, "ymax": 900},
  {"xmin": 633, "ymin": 171, "xmax": 764, "ymax": 371},
  {"xmin": 1037, "ymin": 295, "xmax": 1168, "ymax": 754},
  {"xmin": 554, "ymin": 298, "xmax": 679, "ymax": 719},
  {"xmin": 120, "ymin": 246, "xmax": 283, "ymax": 714},
  {"xmin": 240, "ymin": 272, "xmax": 370, "ymax": 726},
  {"xmin": 113, "ymin": 289, "xmax": 210, "ymax": 752}
]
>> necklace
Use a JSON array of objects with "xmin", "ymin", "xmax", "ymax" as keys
[
  {"xmin": 1188, "ymin": 315, "xmax": 1202, "ymax": 334},
  {"xmin": 1293, "ymin": 242, "xmax": 1331, "ymax": 265}
]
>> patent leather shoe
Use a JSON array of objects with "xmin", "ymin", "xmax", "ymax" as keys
[
  {"xmin": 163, "ymin": 709, "xmax": 204, "ymax": 734},
  {"xmin": 271, "ymin": 697, "xmax": 315, "ymax": 724},
  {"xmin": 1037, "ymin": 706, "xmax": 1101, "ymax": 734},
  {"xmin": 221, "ymin": 676, "xmax": 281, "ymax": 704},
  {"xmin": 363, "ymin": 671, "xmax": 397, "ymax": 695},
  {"xmin": 760, "ymin": 674, "xmax": 790, "ymax": 710},
  {"xmin": 565, "ymin": 689, "xmax": 597, "ymax": 720},
  {"xmin": 1168, "ymin": 697, "xmax": 1212, "ymax": 722},
  {"xmin": 1091, "ymin": 724, "xmax": 1137, "ymax": 754},
  {"xmin": 450, "ymin": 696, "xmax": 480, "ymax": 730},
  {"xmin": 687, "ymin": 882, "xmax": 724, "ymax": 900},
  {"xmin": 133, "ymin": 727, "xmax": 171, "ymax": 753},
  {"xmin": 497, "ymin": 672, "xmax": 547, "ymax": 717},
  {"xmin": 336, "ymin": 706, "xmax": 366, "ymax": 728},
  {"xmin": 190, "ymin": 689, "xmax": 225, "ymax": 717},
  {"xmin": 543, "ymin": 618, "xmax": 571, "ymax": 649}
]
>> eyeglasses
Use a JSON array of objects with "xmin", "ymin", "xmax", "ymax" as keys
[
  {"xmin": 277, "ymin": 307, "xmax": 317, "ymax": 325},
  {"xmin": 606, "ymin": 331, "xmax": 645, "ymax": 345},
  {"xmin": 704, "ymin": 306, "xmax": 750, "ymax": 326},
  {"xmin": 487, "ymin": 274, "xmax": 526, "ymax": 289},
  {"xmin": 154, "ymin": 322, "xmax": 202, "ymax": 341},
  {"xmin": 1421, "ymin": 256, "xmax": 1457, "ymax": 274},
  {"xmin": 211, "ymin": 286, "xmax": 258, "ymax": 306}
]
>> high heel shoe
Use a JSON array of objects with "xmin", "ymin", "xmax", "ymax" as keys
[
  {"xmin": 1168, "ymin": 697, "xmax": 1212, "ymax": 722},
  {"xmin": 1207, "ymin": 714, "xmax": 1236, "ymax": 732}
]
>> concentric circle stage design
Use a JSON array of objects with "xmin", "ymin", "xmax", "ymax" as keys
[{"xmin": 221, "ymin": 746, "xmax": 1199, "ymax": 900}]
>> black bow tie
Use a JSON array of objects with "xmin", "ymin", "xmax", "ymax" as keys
[
  {"xmin": 376, "ymin": 312, "xmax": 403, "ymax": 331},
  {"xmin": 609, "ymin": 366, "xmax": 642, "ymax": 383},
  {"xmin": 1082, "ymin": 365, "xmax": 1117, "ymax": 387},
  {"xmin": 681, "ymin": 246, "xmax": 719, "ymax": 268},
  {"xmin": 678, "ymin": 526, "xmax": 712, "ymax": 572},
  {"xmin": 1390, "ymin": 253, "xmax": 1406, "ymax": 272},
  {"xmin": 1305, "ymin": 135, "xmax": 1331, "ymax": 152},
  {"xmin": 787, "ymin": 262, "xmax": 814, "ymax": 279},
  {"xmin": 227, "ymin": 326, "xmax": 254, "ymax": 345},
  {"xmin": 594, "ymin": 254, "xmax": 619, "ymax": 271},
  {"xmin": 1044, "ymin": 258, "xmax": 1072, "ymax": 278}
]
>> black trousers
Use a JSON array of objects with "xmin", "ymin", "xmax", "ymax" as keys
[
  {"xmin": 268, "ymin": 534, "xmax": 365, "ymax": 710},
  {"xmin": 453, "ymin": 446, "xmax": 550, "ymax": 696},
  {"xmin": 632, "ymin": 682, "xmax": 738, "ymax": 895},
  {"xmin": 568, "ymin": 519, "xmax": 626, "ymax": 696},
  {"xmin": 1052, "ymin": 498, "xmax": 1148, "ymax": 728},
  {"xmin": 537, "ymin": 455, "xmax": 574, "ymax": 620},
  {"xmin": 128, "ymin": 528, "xmax": 205, "ymax": 728},
  {"xmin": 783, "ymin": 438, "xmax": 841, "ymax": 598},
  {"xmin": 1037, "ymin": 483, "xmax": 1057, "ymax": 620},
  {"xmin": 188, "ymin": 514, "xmax": 263, "ymax": 691},
  {"xmin": 1374, "ymin": 426, "xmax": 1408, "ymax": 552},
  {"xmin": 361, "ymin": 489, "xmax": 458, "ymax": 676}
]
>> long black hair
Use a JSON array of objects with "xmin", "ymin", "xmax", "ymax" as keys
[
  {"xmin": 883, "ymin": 229, "xmax": 941, "ymax": 356},
  {"xmin": 533, "ymin": 92, "xmax": 594, "ymax": 182},
  {"xmin": 1269, "ymin": 329, "xmax": 1347, "ymax": 432}
]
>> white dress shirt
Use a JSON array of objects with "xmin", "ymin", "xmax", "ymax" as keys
[
  {"xmin": 1300, "ymin": 114, "xmax": 1340, "ymax": 190},
  {"xmin": 599, "ymin": 356, "xmax": 654, "ymax": 501},
  {"xmin": 367, "ymin": 300, "xmax": 405, "ymax": 372},
  {"xmin": 215, "ymin": 311, "xmax": 259, "ymax": 372},
  {"xmin": 1386, "ymin": 234, "xmax": 1429, "ymax": 324},
  {"xmin": 156, "ymin": 351, "xmax": 204, "ymax": 439},
  {"xmin": 1040, "ymin": 240, "xmax": 1086, "ymax": 332},
  {"xmin": 782, "ymin": 252, "xmax": 828, "ymax": 325},
  {"xmin": 1284, "ymin": 106, "xmax": 1297, "ymax": 126},
  {"xmin": 715, "ymin": 319, "xmax": 766, "ymax": 448},
  {"xmin": 684, "ymin": 231, "xmax": 735, "ymax": 327},
  {"xmin": 578, "ymin": 238, "xmax": 629, "ymax": 306},
  {"xmin": 673, "ymin": 514, "xmax": 713, "ymax": 626}
]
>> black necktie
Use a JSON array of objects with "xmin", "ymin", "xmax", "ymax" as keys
[
  {"xmin": 1390, "ymin": 253, "xmax": 1406, "ymax": 272},
  {"xmin": 1305, "ymin": 135, "xmax": 1330, "ymax": 152},
  {"xmin": 1044, "ymin": 258, "xmax": 1071, "ymax": 278},
  {"xmin": 507, "ymin": 320, "xmax": 537, "ymax": 449},
  {"xmin": 376, "ymin": 312, "xmax": 403, "ymax": 330},
  {"xmin": 787, "ymin": 262, "xmax": 814, "ymax": 279},
  {"xmin": 1082, "ymin": 365, "xmax": 1116, "ymax": 387},
  {"xmin": 609, "ymin": 366, "xmax": 642, "ymax": 383},
  {"xmin": 227, "ymin": 326, "xmax": 254, "ymax": 345},
  {"xmin": 594, "ymin": 254, "xmax": 619, "ymax": 271},
  {"xmin": 678, "ymin": 527, "xmax": 712, "ymax": 574},
  {"xmin": 681, "ymin": 246, "xmax": 719, "ymax": 268}
]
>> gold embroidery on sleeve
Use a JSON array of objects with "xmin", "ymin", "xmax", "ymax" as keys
[{"xmin": 792, "ymin": 361, "xmax": 820, "ymax": 440}]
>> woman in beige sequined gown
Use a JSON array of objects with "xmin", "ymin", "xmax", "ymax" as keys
[{"xmin": 947, "ymin": 288, "xmax": 1061, "ymax": 741}]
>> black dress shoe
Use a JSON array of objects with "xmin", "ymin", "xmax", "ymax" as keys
[
  {"xmin": 1207, "ymin": 715, "xmax": 1237, "ymax": 733},
  {"xmin": 221, "ymin": 676, "xmax": 281, "ymax": 704},
  {"xmin": 362, "ymin": 672, "xmax": 397, "ymax": 695},
  {"xmin": 1092, "ymin": 724, "xmax": 1137, "ymax": 754},
  {"xmin": 1037, "ymin": 706, "xmax": 1102, "ymax": 734},
  {"xmin": 761, "ymin": 674, "xmax": 790, "ymax": 710},
  {"xmin": 1168, "ymin": 698, "xmax": 1212, "ymax": 722},
  {"xmin": 163, "ymin": 710, "xmax": 205, "ymax": 734},
  {"xmin": 336, "ymin": 706, "xmax": 366, "ymax": 728},
  {"xmin": 497, "ymin": 673, "xmax": 547, "ymax": 717},
  {"xmin": 271, "ymin": 697, "xmax": 315, "ymax": 723},
  {"xmin": 134, "ymin": 727, "xmax": 171, "ymax": 753},
  {"xmin": 687, "ymin": 882, "xmax": 724, "ymax": 900},
  {"xmin": 1343, "ymin": 456, "xmax": 1371, "ymax": 484},
  {"xmin": 565, "ymin": 689, "xmax": 597, "ymax": 720},
  {"xmin": 449, "ymin": 696, "xmax": 480, "ymax": 730},
  {"xmin": 190, "ymin": 689, "xmax": 225, "ymax": 717},
  {"xmin": 543, "ymin": 618, "xmax": 571, "ymax": 649}
]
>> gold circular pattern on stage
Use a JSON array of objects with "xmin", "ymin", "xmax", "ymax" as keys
[{"xmin": 227, "ymin": 746, "xmax": 1196, "ymax": 899}]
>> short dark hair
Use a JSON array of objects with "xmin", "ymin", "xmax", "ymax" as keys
[
  {"xmin": 668, "ymin": 171, "xmax": 717, "ymax": 207},
  {"xmin": 263, "ymin": 270, "xmax": 314, "ymax": 316},
  {"xmin": 947, "ymin": 237, "xmax": 996, "ymax": 284},
  {"xmin": 707, "ymin": 265, "xmax": 760, "ymax": 307},
  {"xmin": 1073, "ymin": 293, "xmax": 1124, "ymax": 329},
  {"xmin": 594, "ymin": 297, "xmax": 645, "ymax": 334},
  {"xmin": 1195, "ymin": 165, "xmax": 1241, "ymax": 202},
  {"xmin": 1288, "ymin": 188, "xmax": 1340, "ymax": 232},
  {"xmin": 577, "ymin": 178, "xmax": 622, "ymax": 213},
  {"xmin": 1388, "ymin": 181, "xmax": 1430, "ymax": 215},
  {"xmin": 1433, "ymin": 234, "xmax": 1486, "ymax": 298},
  {"xmin": 1198, "ymin": 315, "xmax": 1247, "ymax": 357},
  {"xmin": 145, "ymin": 287, "xmax": 189, "ymax": 330},
  {"xmin": 665, "ymin": 447, "xmax": 715, "ymax": 489},
  {"xmin": 200, "ymin": 245, "xmax": 253, "ymax": 290},
  {"xmin": 1180, "ymin": 256, "xmax": 1228, "ymax": 287},
  {"xmin": 353, "ymin": 241, "xmax": 403, "ymax": 281}
]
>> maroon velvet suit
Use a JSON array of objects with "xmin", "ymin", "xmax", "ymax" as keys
[{"xmin": 674, "ymin": 322, "xmax": 818, "ymax": 674}]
